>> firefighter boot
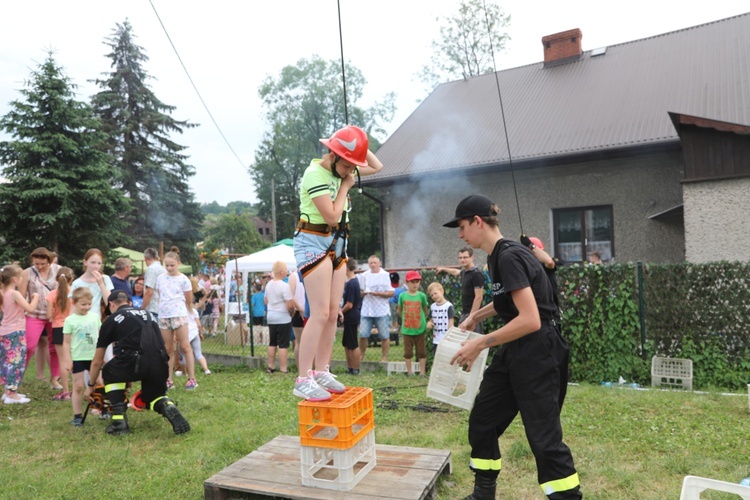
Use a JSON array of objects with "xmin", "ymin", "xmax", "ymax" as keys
[
  {"xmin": 154, "ymin": 397, "xmax": 191, "ymax": 435},
  {"xmin": 463, "ymin": 474, "xmax": 497, "ymax": 500},
  {"xmin": 105, "ymin": 402, "xmax": 130, "ymax": 435}
]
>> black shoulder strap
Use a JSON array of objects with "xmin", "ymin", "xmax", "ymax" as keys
[
  {"xmin": 498, "ymin": 240, "xmax": 526, "ymax": 254},
  {"xmin": 31, "ymin": 267, "xmax": 54, "ymax": 291}
]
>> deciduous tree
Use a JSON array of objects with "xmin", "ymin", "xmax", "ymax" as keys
[
  {"xmin": 419, "ymin": 0, "xmax": 510, "ymax": 90},
  {"xmin": 203, "ymin": 212, "xmax": 266, "ymax": 256},
  {"xmin": 249, "ymin": 55, "xmax": 394, "ymax": 257}
]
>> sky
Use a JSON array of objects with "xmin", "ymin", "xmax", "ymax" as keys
[{"xmin": 1, "ymin": 1, "xmax": 748, "ymax": 206}]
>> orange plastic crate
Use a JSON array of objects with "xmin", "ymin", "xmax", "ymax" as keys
[{"xmin": 298, "ymin": 387, "xmax": 375, "ymax": 449}]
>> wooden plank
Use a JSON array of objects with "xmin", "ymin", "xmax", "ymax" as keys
[{"xmin": 204, "ymin": 435, "xmax": 451, "ymax": 500}]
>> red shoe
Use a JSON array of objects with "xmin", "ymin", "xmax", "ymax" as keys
[{"xmin": 53, "ymin": 391, "xmax": 72, "ymax": 401}]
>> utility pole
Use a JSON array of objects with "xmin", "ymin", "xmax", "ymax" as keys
[{"xmin": 271, "ymin": 179, "xmax": 277, "ymax": 243}]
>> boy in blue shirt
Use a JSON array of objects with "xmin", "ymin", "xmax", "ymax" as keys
[{"xmin": 251, "ymin": 283, "xmax": 265, "ymax": 325}]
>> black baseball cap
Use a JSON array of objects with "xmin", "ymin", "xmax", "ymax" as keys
[
  {"xmin": 443, "ymin": 194, "xmax": 495, "ymax": 228},
  {"xmin": 107, "ymin": 290, "xmax": 130, "ymax": 303}
]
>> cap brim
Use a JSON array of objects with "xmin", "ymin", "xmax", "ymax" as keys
[{"xmin": 443, "ymin": 217, "xmax": 461, "ymax": 228}]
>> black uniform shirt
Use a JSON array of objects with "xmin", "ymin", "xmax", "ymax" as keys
[
  {"xmin": 487, "ymin": 239, "xmax": 557, "ymax": 324},
  {"xmin": 97, "ymin": 305, "xmax": 164, "ymax": 356},
  {"xmin": 459, "ymin": 266, "xmax": 485, "ymax": 315}
]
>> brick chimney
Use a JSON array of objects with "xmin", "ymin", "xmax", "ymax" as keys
[{"xmin": 542, "ymin": 28, "xmax": 582, "ymax": 67}]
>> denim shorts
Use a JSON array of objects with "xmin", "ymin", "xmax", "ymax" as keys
[
  {"xmin": 294, "ymin": 230, "xmax": 347, "ymax": 278},
  {"xmin": 359, "ymin": 316, "xmax": 390, "ymax": 340}
]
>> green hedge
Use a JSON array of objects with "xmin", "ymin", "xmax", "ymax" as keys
[
  {"xmin": 641, "ymin": 261, "xmax": 750, "ymax": 389},
  {"xmin": 418, "ymin": 261, "xmax": 750, "ymax": 390}
]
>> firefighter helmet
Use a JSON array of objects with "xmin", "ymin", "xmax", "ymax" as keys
[{"xmin": 320, "ymin": 125, "xmax": 369, "ymax": 167}]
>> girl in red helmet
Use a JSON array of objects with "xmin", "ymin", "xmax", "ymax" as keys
[{"xmin": 292, "ymin": 125, "xmax": 383, "ymax": 400}]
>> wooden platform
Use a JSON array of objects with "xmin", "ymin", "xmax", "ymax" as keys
[{"xmin": 204, "ymin": 435, "xmax": 452, "ymax": 499}]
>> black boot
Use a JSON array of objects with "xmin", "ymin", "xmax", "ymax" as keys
[
  {"xmin": 464, "ymin": 474, "xmax": 497, "ymax": 500},
  {"xmin": 155, "ymin": 398, "xmax": 191, "ymax": 435},
  {"xmin": 105, "ymin": 402, "xmax": 130, "ymax": 435}
]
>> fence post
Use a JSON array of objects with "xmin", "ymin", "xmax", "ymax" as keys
[
  {"xmin": 247, "ymin": 274, "xmax": 255, "ymax": 358},
  {"xmin": 637, "ymin": 261, "xmax": 647, "ymax": 358}
]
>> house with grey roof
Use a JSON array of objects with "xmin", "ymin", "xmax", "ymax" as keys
[{"xmin": 362, "ymin": 13, "xmax": 750, "ymax": 268}]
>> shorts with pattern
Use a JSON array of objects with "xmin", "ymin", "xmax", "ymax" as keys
[
  {"xmin": 158, "ymin": 316, "xmax": 190, "ymax": 331},
  {"xmin": 294, "ymin": 230, "xmax": 347, "ymax": 278}
]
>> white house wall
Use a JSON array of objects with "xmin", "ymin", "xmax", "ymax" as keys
[{"xmin": 684, "ymin": 177, "xmax": 750, "ymax": 263}]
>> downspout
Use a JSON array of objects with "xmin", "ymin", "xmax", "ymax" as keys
[{"xmin": 361, "ymin": 190, "xmax": 386, "ymax": 264}]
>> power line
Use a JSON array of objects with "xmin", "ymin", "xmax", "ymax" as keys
[{"xmin": 148, "ymin": 0, "xmax": 248, "ymax": 171}]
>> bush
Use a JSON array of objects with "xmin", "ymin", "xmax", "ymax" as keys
[{"xmin": 423, "ymin": 260, "xmax": 750, "ymax": 390}]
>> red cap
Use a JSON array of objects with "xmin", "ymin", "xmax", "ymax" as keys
[
  {"xmin": 529, "ymin": 237, "xmax": 544, "ymax": 250},
  {"xmin": 405, "ymin": 270, "xmax": 421, "ymax": 282}
]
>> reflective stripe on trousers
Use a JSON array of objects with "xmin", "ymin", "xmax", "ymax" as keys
[{"xmin": 467, "ymin": 326, "xmax": 580, "ymax": 498}]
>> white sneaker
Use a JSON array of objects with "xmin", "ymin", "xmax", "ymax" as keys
[
  {"xmin": 175, "ymin": 371, "xmax": 183, "ymax": 377},
  {"xmin": 3, "ymin": 392, "xmax": 26, "ymax": 400},
  {"xmin": 293, "ymin": 371, "xmax": 331, "ymax": 401},
  {"xmin": 313, "ymin": 366, "xmax": 346, "ymax": 394},
  {"xmin": 204, "ymin": 369, "xmax": 212, "ymax": 375},
  {"xmin": 4, "ymin": 394, "xmax": 30, "ymax": 404}
]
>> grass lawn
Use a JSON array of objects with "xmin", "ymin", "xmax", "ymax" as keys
[{"xmin": 2, "ymin": 361, "xmax": 749, "ymax": 499}]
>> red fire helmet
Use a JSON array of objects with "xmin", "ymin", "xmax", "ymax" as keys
[{"xmin": 320, "ymin": 125, "xmax": 369, "ymax": 167}]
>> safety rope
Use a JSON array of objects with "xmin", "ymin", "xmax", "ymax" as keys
[
  {"xmin": 336, "ymin": 0, "xmax": 349, "ymax": 125},
  {"xmin": 481, "ymin": 0, "xmax": 524, "ymax": 234},
  {"xmin": 335, "ymin": 0, "xmax": 363, "ymax": 193}
]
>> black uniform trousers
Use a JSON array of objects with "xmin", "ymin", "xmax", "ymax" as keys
[
  {"xmin": 468, "ymin": 324, "xmax": 581, "ymax": 499},
  {"xmin": 102, "ymin": 351, "xmax": 169, "ymax": 409}
]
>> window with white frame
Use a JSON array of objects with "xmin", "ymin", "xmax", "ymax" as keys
[{"xmin": 553, "ymin": 206, "xmax": 614, "ymax": 263}]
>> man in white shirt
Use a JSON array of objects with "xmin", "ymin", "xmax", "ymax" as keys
[
  {"xmin": 141, "ymin": 247, "xmax": 166, "ymax": 318},
  {"xmin": 358, "ymin": 255, "xmax": 394, "ymax": 363}
]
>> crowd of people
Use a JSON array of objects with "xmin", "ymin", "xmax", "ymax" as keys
[
  {"xmin": 0, "ymin": 245, "xmax": 227, "ymax": 436},
  {"xmin": 1, "ymin": 123, "xmax": 583, "ymax": 496}
]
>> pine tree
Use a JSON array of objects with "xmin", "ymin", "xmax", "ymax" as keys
[
  {"xmin": 91, "ymin": 20, "xmax": 202, "ymax": 262},
  {"xmin": 0, "ymin": 52, "xmax": 130, "ymax": 263}
]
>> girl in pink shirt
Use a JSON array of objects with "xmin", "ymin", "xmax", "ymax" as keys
[{"xmin": 1, "ymin": 265, "xmax": 40, "ymax": 404}]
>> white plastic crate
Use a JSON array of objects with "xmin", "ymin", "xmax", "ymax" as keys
[
  {"xmin": 427, "ymin": 327, "xmax": 488, "ymax": 410},
  {"xmin": 679, "ymin": 475, "xmax": 750, "ymax": 500},
  {"xmin": 651, "ymin": 356, "xmax": 693, "ymax": 390},
  {"xmin": 386, "ymin": 361, "xmax": 421, "ymax": 375},
  {"xmin": 300, "ymin": 429, "xmax": 377, "ymax": 491}
]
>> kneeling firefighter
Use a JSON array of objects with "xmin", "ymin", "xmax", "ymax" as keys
[{"xmin": 85, "ymin": 290, "xmax": 190, "ymax": 435}]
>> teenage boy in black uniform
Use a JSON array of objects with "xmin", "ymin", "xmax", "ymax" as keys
[
  {"xmin": 444, "ymin": 194, "xmax": 580, "ymax": 500},
  {"xmin": 84, "ymin": 290, "xmax": 190, "ymax": 436}
]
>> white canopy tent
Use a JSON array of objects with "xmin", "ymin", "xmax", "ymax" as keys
[{"xmin": 222, "ymin": 244, "xmax": 297, "ymax": 323}]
